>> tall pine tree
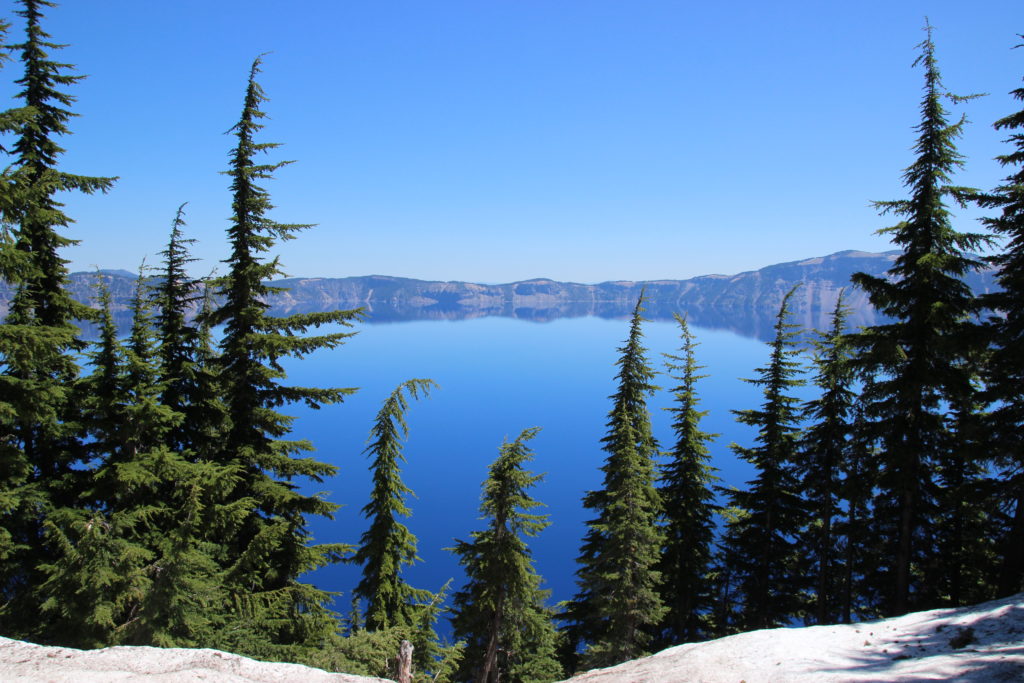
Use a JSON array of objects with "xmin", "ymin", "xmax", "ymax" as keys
[
  {"xmin": 797, "ymin": 292, "xmax": 855, "ymax": 625},
  {"xmin": 204, "ymin": 55, "xmax": 360, "ymax": 656},
  {"xmin": 849, "ymin": 24, "xmax": 989, "ymax": 616},
  {"xmin": 718, "ymin": 285, "xmax": 806, "ymax": 632},
  {"xmin": 450, "ymin": 428, "xmax": 563, "ymax": 683},
  {"xmin": 655, "ymin": 314, "xmax": 718, "ymax": 646},
  {"xmin": 0, "ymin": 0, "xmax": 114, "ymax": 637},
  {"xmin": 977, "ymin": 34, "xmax": 1024, "ymax": 597},
  {"xmin": 562, "ymin": 293, "xmax": 665, "ymax": 671}
]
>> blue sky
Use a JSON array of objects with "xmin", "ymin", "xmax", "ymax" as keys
[{"xmin": 3, "ymin": 1, "xmax": 1022, "ymax": 283}]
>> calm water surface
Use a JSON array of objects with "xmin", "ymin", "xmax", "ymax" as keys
[{"xmin": 281, "ymin": 315, "xmax": 815, "ymax": 619}]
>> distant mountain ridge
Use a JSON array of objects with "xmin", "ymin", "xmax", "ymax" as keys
[{"xmin": 0, "ymin": 250, "xmax": 1000, "ymax": 339}]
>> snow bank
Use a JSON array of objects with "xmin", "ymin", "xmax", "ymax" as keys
[
  {"xmin": 2, "ymin": 593, "xmax": 1022, "ymax": 682},
  {"xmin": 561, "ymin": 593, "xmax": 1024, "ymax": 682}
]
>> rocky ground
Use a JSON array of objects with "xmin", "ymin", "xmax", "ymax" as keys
[{"xmin": 2, "ymin": 593, "xmax": 1022, "ymax": 682}]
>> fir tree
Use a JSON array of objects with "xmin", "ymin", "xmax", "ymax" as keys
[
  {"xmin": 797, "ymin": 292, "xmax": 855, "ymax": 625},
  {"xmin": 848, "ymin": 24, "xmax": 989, "ymax": 615},
  {"xmin": 976, "ymin": 34, "xmax": 1024, "ymax": 597},
  {"xmin": 930, "ymin": 377, "xmax": 998, "ymax": 607},
  {"xmin": 834, "ymin": 405, "xmax": 880, "ymax": 623},
  {"xmin": 719, "ymin": 285, "xmax": 806, "ymax": 631},
  {"xmin": 37, "ymin": 275, "xmax": 232, "ymax": 649},
  {"xmin": 204, "ymin": 55, "xmax": 360, "ymax": 655},
  {"xmin": 153, "ymin": 204, "xmax": 207, "ymax": 454},
  {"xmin": 709, "ymin": 504, "xmax": 749, "ymax": 637},
  {"xmin": 450, "ymin": 428, "xmax": 563, "ymax": 683},
  {"xmin": 655, "ymin": 314, "xmax": 718, "ymax": 646},
  {"xmin": 352, "ymin": 379, "xmax": 437, "ymax": 631},
  {"xmin": 562, "ymin": 293, "xmax": 665, "ymax": 671},
  {"xmin": 0, "ymin": 0, "xmax": 114, "ymax": 637}
]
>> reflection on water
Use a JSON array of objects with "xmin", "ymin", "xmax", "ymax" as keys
[{"xmin": 263, "ymin": 298, "xmax": 882, "ymax": 341}]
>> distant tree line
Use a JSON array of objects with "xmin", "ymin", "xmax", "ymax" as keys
[{"xmin": 1, "ymin": 3, "xmax": 1023, "ymax": 682}]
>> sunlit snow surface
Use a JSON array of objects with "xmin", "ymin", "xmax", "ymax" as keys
[
  {"xmin": 561, "ymin": 593, "xmax": 1024, "ymax": 683},
  {"xmin": 2, "ymin": 593, "xmax": 1022, "ymax": 682}
]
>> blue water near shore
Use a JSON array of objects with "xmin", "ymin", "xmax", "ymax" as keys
[{"xmin": 280, "ymin": 314, "xmax": 816, "ymax": 624}]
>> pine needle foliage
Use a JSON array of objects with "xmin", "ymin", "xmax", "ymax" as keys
[
  {"xmin": 719, "ymin": 285, "xmax": 807, "ymax": 632},
  {"xmin": 353, "ymin": 378, "xmax": 438, "ymax": 632},
  {"xmin": 797, "ymin": 292, "xmax": 855, "ymax": 625},
  {"xmin": 37, "ymin": 278, "xmax": 231, "ymax": 649},
  {"xmin": 204, "ymin": 55, "xmax": 360, "ymax": 654},
  {"xmin": 563, "ymin": 293, "xmax": 665, "ymax": 671},
  {"xmin": 976, "ymin": 35, "xmax": 1024, "ymax": 597},
  {"xmin": 848, "ymin": 24, "xmax": 990, "ymax": 616},
  {"xmin": 153, "ymin": 204, "xmax": 210, "ymax": 455},
  {"xmin": 450, "ymin": 427, "xmax": 564, "ymax": 683},
  {"xmin": 655, "ymin": 314, "xmax": 718, "ymax": 646},
  {"xmin": 0, "ymin": 0, "xmax": 112, "ymax": 636}
]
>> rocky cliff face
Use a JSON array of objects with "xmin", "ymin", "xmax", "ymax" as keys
[{"xmin": 0, "ymin": 250, "xmax": 999, "ymax": 340}]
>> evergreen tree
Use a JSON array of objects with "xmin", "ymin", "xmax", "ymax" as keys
[
  {"xmin": 719, "ymin": 285, "xmax": 806, "ymax": 631},
  {"xmin": 834, "ymin": 405, "xmax": 880, "ymax": 623},
  {"xmin": 709, "ymin": 504, "xmax": 748, "ymax": 637},
  {"xmin": 204, "ymin": 55, "xmax": 360, "ymax": 656},
  {"xmin": 0, "ymin": 0, "xmax": 114, "ymax": 637},
  {"xmin": 562, "ymin": 294, "xmax": 665, "ymax": 671},
  {"xmin": 797, "ymin": 292, "xmax": 855, "ymax": 625},
  {"xmin": 848, "ymin": 25, "xmax": 989, "ymax": 616},
  {"xmin": 153, "ymin": 204, "xmax": 208, "ymax": 454},
  {"xmin": 37, "ymin": 275, "xmax": 233, "ymax": 649},
  {"xmin": 655, "ymin": 314, "xmax": 718, "ymax": 646},
  {"xmin": 450, "ymin": 428, "xmax": 563, "ymax": 683},
  {"xmin": 352, "ymin": 379, "xmax": 437, "ymax": 631},
  {"xmin": 976, "ymin": 34, "xmax": 1024, "ymax": 597},
  {"xmin": 930, "ymin": 376, "xmax": 998, "ymax": 607}
]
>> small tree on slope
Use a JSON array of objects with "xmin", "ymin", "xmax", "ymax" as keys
[
  {"xmin": 719, "ymin": 285, "xmax": 807, "ymax": 632},
  {"xmin": 450, "ymin": 428, "xmax": 563, "ymax": 683},
  {"xmin": 562, "ymin": 293, "xmax": 666, "ymax": 670},
  {"xmin": 655, "ymin": 314, "xmax": 718, "ymax": 645}
]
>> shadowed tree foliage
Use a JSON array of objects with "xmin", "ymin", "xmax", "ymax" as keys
[
  {"xmin": 848, "ymin": 25, "xmax": 990, "ymax": 616},
  {"xmin": 562, "ymin": 293, "xmax": 665, "ymax": 671},
  {"xmin": 0, "ymin": 0, "xmax": 114, "ymax": 638},
  {"xmin": 450, "ymin": 428, "xmax": 563, "ymax": 683},
  {"xmin": 719, "ymin": 285, "xmax": 807, "ymax": 632},
  {"xmin": 797, "ymin": 292, "xmax": 855, "ymax": 625},
  {"xmin": 655, "ymin": 314, "xmax": 718, "ymax": 646},
  {"xmin": 976, "ymin": 35, "xmax": 1024, "ymax": 597}
]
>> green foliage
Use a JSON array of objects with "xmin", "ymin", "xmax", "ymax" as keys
[
  {"xmin": 0, "ymin": 0, "xmax": 112, "ymax": 637},
  {"xmin": 199, "ymin": 55, "xmax": 360, "ymax": 654},
  {"xmin": 563, "ymin": 294, "xmax": 665, "ymax": 671},
  {"xmin": 976, "ymin": 34, "xmax": 1024, "ymax": 597},
  {"xmin": 719, "ymin": 285, "xmax": 807, "ymax": 632},
  {"xmin": 305, "ymin": 625, "xmax": 464, "ymax": 683},
  {"xmin": 153, "ymin": 204, "xmax": 212, "ymax": 455},
  {"xmin": 848, "ymin": 25, "xmax": 991, "ymax": 615},
  {"xmin": 796, "ymin": 293, "xmax": 855, "ymax": 625},
  {"xmin": 450, "ymin": 428, "xmax": 564, "ymax": 683},
  {"xmin": 352, "ymin": 379, "xmax": 437, "ymax": 631},
  {"xmin": 655, "ymin": 314, "xmax": 718, "ymax": 645}
]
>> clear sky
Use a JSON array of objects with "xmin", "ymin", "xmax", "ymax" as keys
[{"xmin": 2, "ymin": 1, "xmax": 1022, "ymax": 283}]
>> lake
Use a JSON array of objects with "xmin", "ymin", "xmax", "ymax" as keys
[{"xmin": 278, "ymin": 311, "xmax": 822, "ymax": 624}]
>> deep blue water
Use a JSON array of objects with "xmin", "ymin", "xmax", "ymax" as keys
[{"xmin": 280, "ymin": 314, "xmax": 816, "ymax": 623}]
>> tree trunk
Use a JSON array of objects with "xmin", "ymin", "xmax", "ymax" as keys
[{"xmin": 397, "ymin": 640, "xmax": 413, "ymax": 683}]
